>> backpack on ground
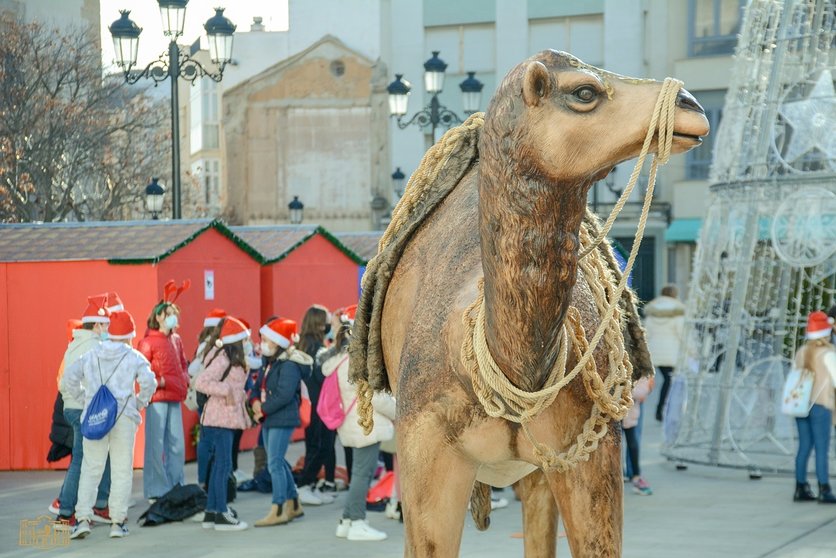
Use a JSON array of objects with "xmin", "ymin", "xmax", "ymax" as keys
[
  {"xmin": 316, "ymin": 355, "xmax": 355, "ymax": 430},
  {"xmin": 80, "ymin": 354, "xmax": 128, "ymax": 440},
  {"xmin": 138, "ymin": 484, "xmax": 207, "ymax": 526}
]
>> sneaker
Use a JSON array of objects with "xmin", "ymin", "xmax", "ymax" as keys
[
  {"xmin": 70, "ymin": 519, "xmax": 91, "ymax": 540},
  {"xmin": 336, "ymin": 518, "xmax": 351, "ymax": 538},
  {"xmin": 54, "ymin": 514, "xmax": 77, "ymax": 532},
  {"xmin": 298, "ymin": 485, "xmax": 323, "ymax": 506},
  {"xmin": 384, "ymin": 500, "xmax": 401, "ymax": 520},
  {"xmin": 631, "ymin": 477, "xmax": 653, "ymax": 496},
  {"xmin": 314, "ymin": 487, "xmax": 336, "ymax": 504},
  {"xmin": 109, "ymin": 522, "xmax": 129, "ymax": 538},
  {"xmin": 214, "ymin": 510, "xmax": 248, "ymax": 531},
  {"xmin": 92, "ymin": 506, "xmax": 111, "ymax": 524},
  {"xmin": 317, "ymin": 479, "xmax": 339, "ymax": 493},
  {"xmin": 233, "ymin": 469, "xmax": 252, "ymax": 484},
  {"xmin": 490, "ymin": 496, "xmax": 509, "ymax": 510},
  {"xmin": 48, "ymin": 498, "xmax": 60, "ymax": 515},
  {"xmin": 201, "ymin": 511, "xmax": 216, "ymax": 529},
  {"xmin": 346, "ymin": 519, "xmax": 387, "ymax": 542}
]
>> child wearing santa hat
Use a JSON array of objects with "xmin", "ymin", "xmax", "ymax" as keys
[
  {"xmin": 61, "ymin": 311, "xmax": 157, "ymax": 540},
  {"xmin": 792, "ymin": 310, "xmax": 836, "ymax": 504},
  {"xmin": 194, "ymin": 317, "xmax": 251, "ymax": 531},
  {"xmin": 251, "ymin": 318, "xmax": 313, "ymax": 527}
]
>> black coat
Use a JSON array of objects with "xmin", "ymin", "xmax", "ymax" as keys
[{"xmin": 47, "ymin": 392, "xmax": 73, "ymax": 462}]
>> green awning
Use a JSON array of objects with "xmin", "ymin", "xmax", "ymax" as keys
[{"xmin": 666, "ymin": 218, "xmax": 702, "ymax": 243}]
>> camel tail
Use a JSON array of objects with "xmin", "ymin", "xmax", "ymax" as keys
[{"xmin": 469, "ymin": 481, "xmax": 492, "ymax": 531}]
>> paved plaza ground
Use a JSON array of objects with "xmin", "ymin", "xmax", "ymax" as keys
[{"xmin": 3, "ymin": 389, "xmax": 836, "ymax": 557}]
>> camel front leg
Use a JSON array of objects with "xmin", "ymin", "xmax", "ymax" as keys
[
  {"xmin": 518, "ymin": 469, "xmax": 559, "ymax": 558},
  {"xmin": 398, "ymin": 416, "xmax": 477, "ymax": 558},
  {"xmin": 545, "ymin": 427, "xmax": 623, "ymax": 557}
]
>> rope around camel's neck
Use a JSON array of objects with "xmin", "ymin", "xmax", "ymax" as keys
[{"xmin": 356, "ymin": 78, "xmax": 683, "ymax": 473}]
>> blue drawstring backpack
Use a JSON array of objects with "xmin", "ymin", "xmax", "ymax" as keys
[{"xmin": 81, "ymin": 354, "xmax": 128, "ymax": 440}]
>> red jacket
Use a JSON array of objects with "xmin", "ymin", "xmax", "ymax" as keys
[{"xmin": 138, "ymin": 329, "xmax": 189, "ymax": 403}]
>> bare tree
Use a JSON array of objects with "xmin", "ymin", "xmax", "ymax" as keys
[{"xmin": 0, "ymin": 16, "xmax": 168, "ymax": 222}]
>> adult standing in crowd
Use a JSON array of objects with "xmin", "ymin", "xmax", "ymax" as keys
[
  {"xmin": 62, "ymin": 311, "xmax": 156, "ymax": 540},
  {"xmin": 54, "ymin": 294, "xmax": 113, "ymax": 528},
  {"xmin": 296, "ymin": 304, "xmax": 337, "ymax": 505},
  {"xmin": 327, "ymin": 306, "xmax": 396, "ymax": 542},
  {"xmin": 138, "ymin": 282, "xmax": 190, "ymax": 502},
  {"xmin": 793, "ymin": 311, "xmax": 836, "ymax": 504},
  {"xmin": 644, "ymin": 284, "xmax": 685, "ymax": 422},
  {"xmin": 252, "ymin": 318, "xmax": 312, "ymax": 527}
]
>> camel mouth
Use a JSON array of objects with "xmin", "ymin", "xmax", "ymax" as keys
[{"xmin": 672, "ymin": 132, "xmax": 703, "ymax": 144}]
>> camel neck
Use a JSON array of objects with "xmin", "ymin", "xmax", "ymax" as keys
[{"xmin": 478, "ymin": 159, "xmax": 588, "ymax": 392}]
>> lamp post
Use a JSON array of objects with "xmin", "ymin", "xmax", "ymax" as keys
[
  {"xmin": 391, "ymin": 167, "xmax": 405, "ymax": 198},
  {"xmin": 288, "ymin": 195, "xmax": 304, "ymax": 225},
  {"xmin": 109, "ymin": 2, "xmax": 236, "ymax": 220},
  {"xmin": 387, "ymin": 51, "xmax": 484, "ymax": 142},
  {"xmin": 144, "ymin": 177, "xmax": 166, "ymax": 219}
]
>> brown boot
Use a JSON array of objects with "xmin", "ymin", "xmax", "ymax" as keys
[
  {"xmin": 253, "ymin": 446, "xmax": 267, "ymax": 476},
  {"xmin": 254, "ymin": 504, "xmax": 289, "ymax": 527},
  {"xmin": 285, "ymin": 498, "xmax": 304, "ymax": 520}
]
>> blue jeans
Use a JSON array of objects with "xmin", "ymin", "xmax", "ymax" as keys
[
  {"xmin": 263, "ymin": 427, "xmax": 297, "ymax": 506},
  {"xmin": 59, "ymin": 408, "xmax": 111, "ymax": 516},
  {"xmin": 796, "ymin": 404, "xmax": 832, "ymax": 485},
  {"xmin": 624, "ymin": 402, "xmax": 644, "ymax": 478},
  {"xmin": 143, "ymin": 401, "xmax": 185, "ymax": 499},
  {"xmin": 202, "ymin": 426, "xmax": 233, "ymax": 514}
]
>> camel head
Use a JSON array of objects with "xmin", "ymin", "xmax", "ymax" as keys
[{"xmin": 482, "ymin": 50, "xmax": 710, "ymax": 185}]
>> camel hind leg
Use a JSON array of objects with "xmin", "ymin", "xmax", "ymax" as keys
[
  {"xmin": 545, "ymin": 429, "xmax": 623, "ymax": 557},
  {"xmin": 518, "ymin": 470, "xmax": 559, "ymax": 558}
]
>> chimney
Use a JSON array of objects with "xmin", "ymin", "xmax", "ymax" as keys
[{"xmin": 250, "ymin": 16, "xmax": 265, "ymax": 32}]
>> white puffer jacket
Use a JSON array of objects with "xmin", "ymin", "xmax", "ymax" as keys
[
  {"xmin": 321, "ymin": 349, "xmax": 396, "ymax": 449},
  {"xmin": 643, "ymin": 295, "xmax": 686, "ymax": 368}
]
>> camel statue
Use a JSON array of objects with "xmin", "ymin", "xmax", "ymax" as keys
[{"xmin": 350, "ymin": 50, "xmax": 709, "ymax": 557}]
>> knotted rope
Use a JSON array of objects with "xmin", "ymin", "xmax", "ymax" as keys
[{"xmin": 459, "ymin": 77, "xmax": 683, "ymax": 471}]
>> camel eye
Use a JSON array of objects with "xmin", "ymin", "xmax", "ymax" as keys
[{"xmin": 573, "ymin": 86, "xmax": 597, "ymax": 103}]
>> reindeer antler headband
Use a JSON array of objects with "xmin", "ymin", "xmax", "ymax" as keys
[{"xmin": 162, "ymin": 279, "xmax": 191, "ymax": 305}]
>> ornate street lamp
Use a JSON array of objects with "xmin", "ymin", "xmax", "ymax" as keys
[
  {"xmin": 288, "ymin": 195, "xmax": 304, "ymax": 225},
  {"xmin": 109, "ymin": 3, "xmax": 236, "ymax": 220},
  {"xmin": 391, "ymin": 167, "xmax": 405, "ymax": 197},
  {"xmin": 387, "ymin": 51, "xmax": 484, "ymax": 140},
  {"xmin": 145, "ymin": 177, "xmax": 166, "ymax": 219}
]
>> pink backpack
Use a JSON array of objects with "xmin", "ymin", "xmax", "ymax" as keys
[{"xmin": 317, "ymin": 355, "xmax": 356, "ymax": 430}]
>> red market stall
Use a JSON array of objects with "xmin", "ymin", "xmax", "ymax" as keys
[
  {"xmin": 233, "ymin": 225, "xmax": 364, "ymax": 324},
  {"xmin": 0, "ymin": 219, "xmax": 262, "ymax": 471}
]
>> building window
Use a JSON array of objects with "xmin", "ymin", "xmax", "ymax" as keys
[
  {"xmin": 190, "ymin": 159, "xmax": 221, "ymax": 209},
  {"xmin": 688, "ymin": 0, "xmax": 744, "ymax": 56},
  {"xmin": 189, "ymin": 77, "xmax": 219, "ymax": 154},
  {"xmin": 685, "ymin": 90, "xmax": 725, "ymax": 180}
]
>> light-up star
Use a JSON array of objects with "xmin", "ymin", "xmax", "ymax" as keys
[{"xmin": 778, "ymin": 69, "xmax": 836, "ymax": 166}]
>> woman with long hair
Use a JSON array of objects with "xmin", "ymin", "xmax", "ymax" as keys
[
  {"xmin": 325, "ymin": 306, "xmax": 396, "ymax": 542},
  {"xmin": 296, "ymin": 304, "xmax": 337, "ymax": 505},
  {"xmin": 194, "ymin": 317, "xmax": 250, "ymax": 530},
  {"xmin": 138, "ymin": 299, "xmax": 189, "ymax": 502},
  {"xmin": 251, "ymin": 318, "xmax": 313, "ymax": 526},
  {"xmin": 793, "ymin": 311, "xmax": 836, "ymax": 503}
]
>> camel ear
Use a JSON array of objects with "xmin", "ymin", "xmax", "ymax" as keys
[{"xmin": 523, "ymin": 61, "xmax": 551, "ymax": 107}]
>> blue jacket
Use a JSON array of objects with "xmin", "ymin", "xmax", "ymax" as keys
[{"xmin": 257, "ymin": 348, "xmax": 312, "ymax": 429}]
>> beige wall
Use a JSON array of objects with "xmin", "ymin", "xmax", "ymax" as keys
[{"xmin": 224, "ymin": 38, "xmax": 389, "ymax": 228}]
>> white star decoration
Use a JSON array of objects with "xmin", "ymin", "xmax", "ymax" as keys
[{"xmin": 778, "ymin": 69, "xmax": 836, "ymax": 166}]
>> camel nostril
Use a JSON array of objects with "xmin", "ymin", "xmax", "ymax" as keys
[{"xmin": 676, "ymin": 90, "xmax": 705, "ymax": 114}]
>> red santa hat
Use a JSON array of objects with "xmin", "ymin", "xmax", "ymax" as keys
[
  {"xmin": 215, "ymin": 317, "xmax": 250, "ymax": 347},
  {"xmin": 806, "ymin": 311, "xmax": 835, "ymax": 340},
  {"xmin": 260, "ymin": 318, "xmax": 298, "ymax": 349},
  {"xmin": 108, "ymin": 311, "xmax": 137, "ymax": 340},
  {"xmin": 203, "ymin": 308, "xmax": 227, "ymax": 328},
  {"xmin": 106, "ymin": 291, "xmax": 124, "ymax": 313},
  {"xmin": 81, "ymin": 294, "xmax": 111, "ymax": 324},
  {"xmin": 341, "ymin": 304, "xmax": 357, "ymax": 325}
]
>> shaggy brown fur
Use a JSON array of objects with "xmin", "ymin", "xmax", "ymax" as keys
[{"xmin": 349, "ymin": 50, "xmax": 709, "ymax": 557}]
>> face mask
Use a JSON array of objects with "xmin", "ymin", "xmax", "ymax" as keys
[
  {"xmin": 244, "ymin": 341, "xmax": 254, "ymax": 355},
  {"xmin": 99, "ymin": 330, "xmax": 109, "ymax": 341},
  {"xmin": 164, "ymin": 315, "xmax": 178, "ymax": 330},
  {"xmin": 260, "ymin": 341, "xmax": 276, "ymax": 357}
]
